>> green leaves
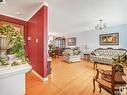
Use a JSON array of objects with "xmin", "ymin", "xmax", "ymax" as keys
[
  {"xmin": 0, "ymin": 57, "xmax": 9, "ymax": 66},
  {"xmin": 0, "ymin": 24, "xmax": 29, "ymax": 65},
  {"xmin": 112, "ymin": 53, "xmax": 127, "ymax": 66},
  {"xmin": 0, "ymin": 25, "xmax": 18, "ymax": 38},
  {"xmin": 0, "ymin": 25, "xmax": 25, "ymax": 57},
  {"xmin": 112, "ymin": 53, "xmax": 127, "ymax": 72},
  {"xmin": 10, "ymin": 35, "xmax": 25, "ymax": 57}
]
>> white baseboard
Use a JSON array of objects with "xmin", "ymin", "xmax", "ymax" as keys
[{"xmin": 32, "ymin": 70, "xmax": 48, "ymax": 81}]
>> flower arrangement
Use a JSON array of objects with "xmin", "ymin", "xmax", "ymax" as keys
[
  {"xmin": 63, "ymin": 47, "xmax": 81, "ymax": 56},
  {"xmin": 0, "ymin": 24, "xmax": 28, "ymax": 66},
  {"xmin": 0, "ymin": 25, "xmax": 19, "ymax": 44},
  {"xmin": 0, "ymin": 24, "xmax": 25, "ymax": 56}
]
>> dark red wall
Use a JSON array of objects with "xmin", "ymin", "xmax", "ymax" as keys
[
  {"xmin": 0, "ymin": 15, "xmax": 28, "ymax": 54},
  {"xmin": 0, "ymin": 5, "xmax": 48, "ymax": 78},
  {"xmin": 27, "ymin": 6, "xmax": 48, "ymax": 78},
  {"xmin": 0, "ymin": 15, "xmax": 27, "ymax": 24}
]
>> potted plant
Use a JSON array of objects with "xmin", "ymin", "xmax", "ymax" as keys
[
  {"xmin": 48, "ymin": 43, "xmax": 56, "ymax": 52},
  {"xmin": 0, "ymin": 24, "xmax": 28, "ymax": 66},
  {"xmin": 48, "ymin": 40, "xmax": 56, "ymax": 57},
  {"xmin": 0, "ymin": 25, "xmax": 19, "ymax": 58},
  {"xmin": 112, "ymin": 53, "xmax": 127, "ymax": 82}
]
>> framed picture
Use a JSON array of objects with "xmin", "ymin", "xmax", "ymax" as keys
[
  {"xmin": 100, "ymin": 33, "xmax": 119, "ymax": 45},
  {"xmin": 67, "ymin": 37, "xmax": 76, "ymax": 46}
]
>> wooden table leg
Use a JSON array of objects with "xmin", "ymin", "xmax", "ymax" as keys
[
  {"xmin": 93, "ymin": 77, "xmax": 95, "ymax": 93},
  {"xmin": 94, "ymin": 62, "xmax": 96, "ymax": 69},
  {"xmin": 94, "ymin": 62, "xmax": 98, "ymax": 69}
]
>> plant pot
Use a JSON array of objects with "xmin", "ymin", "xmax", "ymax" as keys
[
  {"xmin": 0, "ymin": 36, "xmax": 13, "ymax": 58},
  {"xmin": 124, "ymin": 66, "xmax": 127, "ymax": 74},
  {"xmin": 122, "ymin": 66, "xmax": 127, "ymax": 82},
  {"xmin": 0, "ymin": 37, "xmax": 9, "ymax": 49},
  {"xmin": 7, "ymin": 54, "xmax": 16, "ymax": 60},
  {"xmin": 115, "ymin": 72, "xmax": 125, "ymax": 83},
  {"xmin": 0, "ymin": 37, "xmax": 13, "ymax": 59}
]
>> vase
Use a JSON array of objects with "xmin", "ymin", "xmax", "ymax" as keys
[
  {"xmin": 115, "ymin": 65, "xmax": 127, "ymax": 83},
  {"xmin": 7, "ymin": 54, "xmax": 16, "ymax": 60},
  {"xmin": 0, "ymin": 37, "xmax": 13, "ymax": 59},
  {"xmin": 115, "ymin": 72, "xmax": 125, "ymax": 83},
  {"xmin": 122, "ymin": 67, "xmax": 127, "ymax": 82}
]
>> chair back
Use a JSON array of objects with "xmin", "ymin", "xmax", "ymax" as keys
[
  {"xmin": 111, "ymin": 65, "xmax": 126, "ymax": 92},
  {"xmin": 111, "ymin": 65, "xmax": 116, "ymax": 92}
]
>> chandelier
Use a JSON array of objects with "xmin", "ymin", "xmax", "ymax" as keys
[
  {"xmin": 0, "ymin": 0, "xmax": 6, "ymax": 4},
  {"xmin": 95, "ymin": 19, "xmax": 106, "ymax": 30}
]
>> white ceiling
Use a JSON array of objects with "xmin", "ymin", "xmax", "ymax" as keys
[
  {"xmin": 0, "ymin": 0, "xmax": 44, "ymax": 20},
  {"xmin": 0, "ymin": 0, "xmax": 127, "ymax": 34}
]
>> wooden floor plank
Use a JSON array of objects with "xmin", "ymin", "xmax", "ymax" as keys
[{"xmin": 26, "ymin": 58, "xmax": 111, "ymax": 95}]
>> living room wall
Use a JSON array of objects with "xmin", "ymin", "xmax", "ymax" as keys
[
  {"xmin": 0, "ymin": 5, "xmax": 48, "ymax": 79},
  {"xmin": 64, "ymin": 24, "xmax": 127, "ymax": 52},
  {"xmin": 27, "ymin": 5, "xmax": 48, "ymax": 78}
]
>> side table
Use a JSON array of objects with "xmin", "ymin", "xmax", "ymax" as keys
[
  {"xmin": 47, "ymin": 57, "xmax": 52, "ymax": 75},
  {"xmin": 83, "ymin": 53, "xmax": 90, "ymax": 61}
]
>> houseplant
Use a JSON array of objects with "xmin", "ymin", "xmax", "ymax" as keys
[
  {"xmin": 112, "ymin": 53, "xmax": 127, "ymax": 72},
  {"xmin": 48, "ymin": 43, "xmax": 56, "ymax": 52},
  {"xmin": 48, "ymin": 40, "xmax": 56, "ymax": 52},
  {"xmin": 0, "ymin": 24, "xmax": 28, "ymax": 66},
  {"xmin": 112, "ymin": 53, "xmax": 127, "ymax": 82},
  {"xmin": 48, "ymin": 40, "xmax": 56, "ymax": 57},
  {"xmin": 0, "ymin": 25, "xmax": 18, "ymax": 58}
]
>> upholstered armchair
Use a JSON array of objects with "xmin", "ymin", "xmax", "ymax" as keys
[{"xmin": 63, "ymin": 47, "xmax": 81, "ymax": 63}]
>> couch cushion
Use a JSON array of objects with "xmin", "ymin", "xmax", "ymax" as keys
[{"xmin": 91, "ymin": 56, "xmax": 112, "ymax": 64}]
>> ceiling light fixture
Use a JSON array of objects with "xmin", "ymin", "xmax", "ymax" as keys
[
  {"xmin": 16, "ymin": 12, "xmax": 21, "ymax": 15},
  {"xmin": 0, "ymin": 0, "xmax": 6, "ymax": 4},
  {"xmin": 95, "ymin": 19, "xmax": 106, "ymax": 30}
]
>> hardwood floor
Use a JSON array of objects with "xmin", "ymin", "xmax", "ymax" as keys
[{"xmin": 26, "ymin": 57, "xmax": 111, "ymax": 95}]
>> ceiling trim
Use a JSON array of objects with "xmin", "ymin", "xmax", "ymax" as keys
[
  {"xmin": 0, "ymin": 2, "xmax": 48, "ymax": 21},
  {"xmin": 27, "ymin": 2, "xmax": 48, "ymax": 21},
  {"xmin": 0, "ymin": 13, "xmax": 27, "ymax": 21}
]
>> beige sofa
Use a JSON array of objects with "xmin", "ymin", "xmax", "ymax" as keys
[
  {"xmin": 63, "ymin": 47, "xmax": 81, "ymax": 63},
  {"xmin": 63, "ymin": 55, "xmax": 81, "ymax": 63}
]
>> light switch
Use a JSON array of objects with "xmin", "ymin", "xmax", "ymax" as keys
[
  {"xmin": 36, "ymin": 38, "xmax": 39, "ymax": 43},
  {"xmin": 28, "ymin": 37, "xmax": 31, "ymax": 41}
]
